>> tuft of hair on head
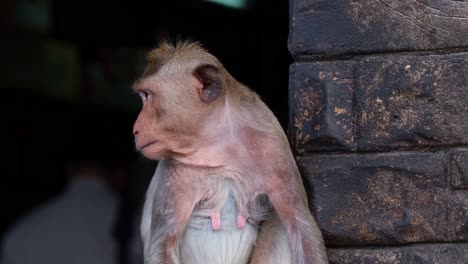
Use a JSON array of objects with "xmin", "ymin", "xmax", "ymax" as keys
[
  {"xmin": 150, "ymin": 39, "xmax": 208, "ymax": 61},
  {"xmin": 141, "ymin": 39, "xmax": 209, "ymax": 79}
]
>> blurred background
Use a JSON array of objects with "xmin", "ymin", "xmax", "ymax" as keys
[{"xmin": 0, "ymin": 0, "xmax": 290, "ymax": 263}]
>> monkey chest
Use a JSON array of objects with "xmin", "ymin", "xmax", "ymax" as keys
[{"xmin": 177, "ymin": 194, "xmax": 259, "ymax": 264}]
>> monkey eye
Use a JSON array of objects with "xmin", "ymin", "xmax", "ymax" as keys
[{"xmin": 138, "ymin": 91, "xmax": 151, "ymax": 103}]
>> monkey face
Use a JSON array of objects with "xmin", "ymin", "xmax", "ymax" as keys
[
  {"xmin": 132, "ymin": 43, "xmax": 226, "ymax": 161},
  {"xmin": 133, "ymin": 88, "xmax": 167, "ymax": 160},
  {"xmin": 132, "ymin": 69, "xmax": 222, "ymax": 160}
]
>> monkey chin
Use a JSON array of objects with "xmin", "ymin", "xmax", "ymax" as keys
[{"xmin": 139, "ymin": 141, "xmax": 165, "ymax": 160}]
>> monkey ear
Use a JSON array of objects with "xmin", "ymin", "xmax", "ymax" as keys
[{"xmin": 193, "ymin": 64, "xmax": 223, "ymax": 103}]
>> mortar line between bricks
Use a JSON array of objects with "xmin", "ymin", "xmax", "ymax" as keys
[
  {"xmin": 445, "ymin": 152, "xmax": 454, "ymax": 241},
  {"xmin": 296, "ymin": 145, "xmax": 468, "ymax": 157},
  {"xmin": 351, "ymin": 62, "xmax": 360, "ymax": 152},
  {"xmin": 326, "ymin": 240, "xmax": 468, "ymax": 250},
  {"xmin": 292, "ymin": 46, "xmax": 468, "ymax": 63}
]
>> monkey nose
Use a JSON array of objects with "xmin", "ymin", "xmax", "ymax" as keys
[{"xmin": 133, "ymin": 129, "xmax": 139, "ymax": 136}]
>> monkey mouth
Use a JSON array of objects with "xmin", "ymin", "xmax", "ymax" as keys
[{"xmin": 139, "ymin": 140, "xmax": 158, "ymax": 151}]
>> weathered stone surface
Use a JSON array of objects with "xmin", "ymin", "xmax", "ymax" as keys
[
  {"xmin": 289, "ymin": 0, "xmax": 468, "ymax": 259},
  {"xmin": 289, "ymin": 62, "xmax": 356, "ymax": 153},
  {"xmin": 357, "ymin": 54, "xmax": 468, "ymax": 151},
  {"xmin": 328, "ymin": 243, "xmax": 468, "ymax": 264},
  {"xmin": 298, "ymin": 151, "xmax": 456, "ymax": 246},
  {"xmin": 328, "ymin": 247, "xmax": 405, "ymax": 264},
  {"xmin": 290, "ymin": 0, "xmax": 468, "ymax": 57},
  {"xmin": 450, "ymin": 191, "xmax": 468, "ymax": 241},
  {"xmin": 448, "ymin": 150, "xmax": 468, "ymax": 240},
  {"xmin": 407, "ymin": 243, "xmax": 468, "ymax": 264},
  {"xmin": 450, "ymin": 149, "xmax": 468, "ymax": 189},
  {"xmin": 289, "ymin": 54, "xmax": 468, "ymax": 153}
]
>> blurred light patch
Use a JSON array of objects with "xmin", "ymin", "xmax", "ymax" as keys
[{"xmin": 206, "ymin": 0, "xmax": 247, "ymax": 9}]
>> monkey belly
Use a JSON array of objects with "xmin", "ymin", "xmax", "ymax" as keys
[{"xmin": 177, "ymin": 195, "xmax": 258, "ymax": 264}]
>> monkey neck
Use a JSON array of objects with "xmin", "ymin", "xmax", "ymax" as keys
[
  {"xmin": 170, "ymin": 98, "xmax": 250, "ymax": 169},
  {"xmin": 170, "ymin": 137, "xmax": 240, "ymax": 169},
  {"xmin": 170, "ymin": 154, "xmax": 224, "ymax": 168}
]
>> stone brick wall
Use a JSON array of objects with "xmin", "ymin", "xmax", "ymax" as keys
[{"xmin": 288, "ymin": 1, "xmax": 468, "ymax": 263}]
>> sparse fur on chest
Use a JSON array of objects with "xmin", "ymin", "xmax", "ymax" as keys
[
  {"xmin": 177, "ymin": 180, "xmax": 260, "ymax": 264},
  {"xmin": 189, "ymin": 177, "xmax": 270, "ymax": 227}
]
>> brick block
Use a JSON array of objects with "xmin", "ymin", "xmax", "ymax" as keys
[
  {"xmin": 450, "ymin": 149, "xmax": 468, "ymax": 189},
  {"xmin": 298, "ymin": 151, "xmax": 461, "ymax": 245},
  {"xmin": 328, "ymin": 243, "xmax": 468, "ymax": 264},
  {"xmin": 289, "ymin": 62, "xmax": 356, "ymax": 154},
  {"xmin": 290, "ymin": 0, "xmax": 468, "ymax": 57},
  {"xmin": 290, "ymin": 54, "xmax": 468, "ymax": 153},
  {"xmin": 357, "ymin": 54, "xmax": 468, "ymax": 151},
  {"xmin": 448, "ymin": 150, "xmax": 468, "ymax": 240},
  {"xmin": 449, "ymin": 190, "xmax": 468, "ymax": 241},
  {"xmin": 328, "ymin": 247, "xmax": 404, "ymax": 264}
]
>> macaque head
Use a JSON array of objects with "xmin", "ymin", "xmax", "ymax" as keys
[{"xmin": 132, "ymin": 41, "xmax": 227, "ymax": 160}]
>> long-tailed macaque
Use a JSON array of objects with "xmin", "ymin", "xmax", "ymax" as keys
[{"xmin": 132, "ymin": 41, "xmax": 328, "ymax": 264}]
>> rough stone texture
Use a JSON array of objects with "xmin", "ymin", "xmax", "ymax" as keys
[
  {"xmin": 450, "ymin": 149, "xmax": 468, "ymax": 189},
  {"xmin": 289, "ymin": 61, "xmax": 357, "ymax": 154},
  {"xmin": 289, "ymin": 0, "xmax": 468, "ymax": 262},
  {"xmin": 449, "ymin": 189, "xmax": 468, "ymax": 241},
  {"xmin": 328, "ymin": 247, "xmax": 404, "ymax": 264},
  {"xmin": 290, "ymin": 54, "xmax": 468, "ymax": 153},
  {"xmin": 328, "ymin": 243, "xmax": 468, "ymax": 264},
  {"xmin": 449, "ymin": 149, "xmax": 468, "ymax": 241},
  {"xmin": 290, "ymin": 0, "xmax": 468, "ymax": 57},
  {"xmin": 298, "ymin": 150, "xmax": 468, "ymax": 246},
  {"xmin": 357, "ymin": 54, "xmax": 468, "ymax": 151}
]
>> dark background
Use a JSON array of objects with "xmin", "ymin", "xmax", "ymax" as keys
[{"xmin": 0, "ymin": 0, "xmax": 290, "ymax": 262}]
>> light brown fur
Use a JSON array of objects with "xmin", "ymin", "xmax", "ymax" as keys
[{"xmin": 133, "ymin": 41, "xmax": 328, "ymax": 264}]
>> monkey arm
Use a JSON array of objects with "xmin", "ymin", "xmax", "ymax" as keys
[
  {"xmin": 232, "ymin": 124, "xmax": 328, "ymax": 263},
  {"xmin": 249, "ymin": 214, "xmax": 292, "ymax": 264},
  {"xmin": 266, "ymin": 166, "xmax": 328, "ymax": 264},
  {"xmin": 249, "ymin": 134, "xmax": 328, "ymax": 264},
  {"xmin": 149, "ymin": 196, "xmax": 195, "ymax": 264},
  {"xmin": 145, "ymin": 161, "xmax": 200, "ymax": 264}
]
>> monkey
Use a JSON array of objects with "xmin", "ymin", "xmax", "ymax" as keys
[{"xmin": 132, "ymin": 41, "xmax": 328, "ymax": 264}]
